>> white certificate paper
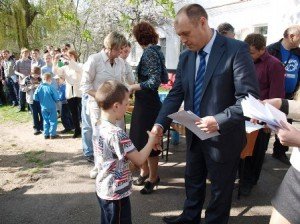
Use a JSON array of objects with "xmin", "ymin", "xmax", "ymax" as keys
[{"xmin": 168, "ymin": 110, "xmax": 220, "ymax": 140}]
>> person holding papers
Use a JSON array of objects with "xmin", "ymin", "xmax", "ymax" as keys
[
  {"xmin": 267, "ymin": 25, "xmax": 300, "ymax": 165},
  {"xmin": 151, "ymin": 4, "xmax": 259, "ymax": 224},
  {"xmin": 264, "ymin": 96, "xmax": 300, "ymax": 224},
  {"xmin": 240, "ymin": 34, "xmax": 285, "ymax": 196}
]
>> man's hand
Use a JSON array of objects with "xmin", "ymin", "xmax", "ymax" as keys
[
  {"xmin": 151, "ymin": 125, "xmax": 163, "ymax": 151},
  {"xmin": 195, "ymin": 116, "xmax": 219, "ymax": 133}
]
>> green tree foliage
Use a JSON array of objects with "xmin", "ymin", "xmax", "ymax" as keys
[{"xmin": 0, "ymin": 0, "xmax": 175, "ymax": 58}]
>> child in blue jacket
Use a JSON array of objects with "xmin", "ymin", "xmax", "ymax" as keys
[{"xmin": 34, "ymin": 73, "xmax": 59, "ymax": 139}]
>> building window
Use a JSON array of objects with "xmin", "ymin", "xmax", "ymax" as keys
[
  {"xmin": 159, "ymin": 38, "xmax": 166, "ymax": 57},
  {"xmin": 254, "ymin": 25, "xmax": 268, "ymax": 40}
]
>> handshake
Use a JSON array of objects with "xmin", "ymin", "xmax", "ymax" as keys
[{"xmin": 146, "ymin": 125, "xmax": 164, "ymax": 151}]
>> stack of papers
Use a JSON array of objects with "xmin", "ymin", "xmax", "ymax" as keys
[
  {"xmin": 168, "ymin": 110, "xmax": 220, "ymax": 140},
  {"xmin": 241, "ymin": 94, "xmax": 287, "ymax": 130}
]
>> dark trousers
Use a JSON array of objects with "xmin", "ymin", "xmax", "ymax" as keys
[
  {"xmin": 96, "ymin": 195, "xmax": 132, "ymax": 224},
  {"xmin": 67, "ymin": 97, "xmax": 81, "ymax": 134},
  {"xmin": 273, "ymin": 118, "xmax": 292, "ymax": 155},
  {"xmin": 19, "ymin": 90, "xmax": 26, "ymax": 111},
  {"xmin": 61, "ymin": 103, "xmax": 74, "ymax": 130},
  {"xmin": 243, "ymin": 129, "xmax": 271, "ymax": 185},
  {"xmin": 182, "ymin": 137, "xmax": 240, "ymax": 224},
  {"xmin": 29, "ymin": 101, "xmax": 43, "ymax": 132},
  {"xmin": 5, "ymin": 77, "xmax": 19, "ymax": 106}
]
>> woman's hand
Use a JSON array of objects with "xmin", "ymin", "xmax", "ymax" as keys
[
  {"xmin": 128, "ymin": 84, "xmax": 141, "ymax": 94},
  {"xmin": 263, "ymin": 98, "xmax": 282, "ymax": 109},
  {"xmin": 276, "ymin": 121, "xmax": 300, "ymax": 147}
]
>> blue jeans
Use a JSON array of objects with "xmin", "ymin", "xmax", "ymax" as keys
[
  {"xmin": 96, "ymin": 195, "xmax": 132, "ymax": 224},
  {"xmin": 61, "ymin": 103, "xmax": 73, "ymax": 130},
  {"xmin": 81, "ymin": 94, "xmax": 93, "ymax": 157},
  {"xmin": 29, "ymin": 101, "xmax": 43, "ymax": 131},
  {"xmin": 41, "ymin": 107, "xmax": 57, "ymax": 137}
]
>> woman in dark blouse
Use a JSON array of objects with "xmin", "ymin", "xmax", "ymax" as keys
[{"xmin": 129, "ymin": 21, "xmax": 165, "ymax": 194}]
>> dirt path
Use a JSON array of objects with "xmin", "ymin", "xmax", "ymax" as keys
[
  {"xmin": 0, "ymin": 121, "xmax": 93, "ymax": 193},
  {"xmin": 0, "ymin": 120, "xmax": 294, "ymax": 224}
]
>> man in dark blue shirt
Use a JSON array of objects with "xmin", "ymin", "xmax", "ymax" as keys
[{"xmin": 267, "ymin": 25, "xmax": 300, "ymax": 165}]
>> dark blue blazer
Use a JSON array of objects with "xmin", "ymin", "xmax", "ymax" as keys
[{"xmin": 156, "ymin": 33, "xmax": 260, "ymax": 162}]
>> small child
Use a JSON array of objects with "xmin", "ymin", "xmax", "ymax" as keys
[
  {"xmin": 93, "ymin": 80, "xmax": 159, "ymax": 224},
  {"xmin": 21, "ymin": 66, "xmax": 43, "ymax": 135},
  {"xmin": 54, "ymin": 76, "xmax": 74, "ymax": 133},
  {"xmin": 33, "ymin": 73, "xmax": 59, "ymax": 139}
]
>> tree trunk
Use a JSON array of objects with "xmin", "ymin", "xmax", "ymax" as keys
[{"xmin": 12, "ymin": 0, "xmax": 38, "ymax": 49}]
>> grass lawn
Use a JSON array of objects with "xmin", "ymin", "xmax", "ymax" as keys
[{"xmin": 0, "ymin": 105, "xmax": 32, "ymax": 124}]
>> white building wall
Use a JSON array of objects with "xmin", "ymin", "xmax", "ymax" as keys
[{"xmin": 129, "ymin": 0, "xmax": 300, "ymax": 70}]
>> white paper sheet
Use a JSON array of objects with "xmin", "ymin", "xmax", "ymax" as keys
[
  {"xmin": 168, "ymin": 110, "xmax": 220, "ymax": 140},
  {"xmin": 241, "ymin": 94, "xmax": 287, "ymax": 130},
  {"xmin": 245, "ymin": 121, "xmax": 263, "ymax": 133}
]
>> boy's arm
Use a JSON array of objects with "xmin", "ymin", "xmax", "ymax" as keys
[{"xmin": 126, "ymin": 131, "xmax": 159, "ymax": 166}]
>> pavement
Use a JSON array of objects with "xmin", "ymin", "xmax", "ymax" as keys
[{"xmin": 0, "ymin": 130, "xmax": 294, "ymax": 224}]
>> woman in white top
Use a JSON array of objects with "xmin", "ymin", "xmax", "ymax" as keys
[
  {"xmin": 265, "ymin": 94, "xmax": 300, "ymax": 224},
  {"xmin": 53, "ymin": 50, "xmax": 83, "ymax": 138}
]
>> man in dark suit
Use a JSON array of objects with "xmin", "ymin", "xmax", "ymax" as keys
[{"xmin": 152, "ymin": 4, "xmax": 260, "ymax": 224}]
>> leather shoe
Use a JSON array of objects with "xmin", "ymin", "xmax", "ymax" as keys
[
  {"xmin": 162, "ymin": 215, "xmax": 192, "ymax": 224},
  {"xmin": 272, "ymin": 152, "xmax": 291, "ymax": 165}
]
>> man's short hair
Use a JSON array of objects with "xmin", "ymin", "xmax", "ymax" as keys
[
  {"xmin": 95, "ymin": 80, "xmax": 129, "ymax": 110},
  {"xmin": 32, "ymin": 49, "xmax": 40, "ymax": 53},
  {"xmin": 103, "ymin": 32, "xmax": 127, "ymax": 50},
  {"xmin": 217, "ymin": 23, "xmax": 235, "ymax": 35},
  {"xmin": 176, "ymin": 4, "xmax": 208, "ymax": 23},
  {"xmin": 244, "ymin": 33, "xmax": 266, "ymax": 50},
  {"xmin": 283, "ymin": 25, "xmax": 300, "ymax": 38},
  {"xmin": 64, "ymin": 43, "xmax": 71, "ymax": 48},
  {"xmin": 2, "ymin": 49, "xmax": 9, "ymax": 54}
]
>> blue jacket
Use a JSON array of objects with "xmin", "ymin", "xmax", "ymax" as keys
[{"xmin": 34, "ymin": 83, "xmax": 59, "ymax": 110}]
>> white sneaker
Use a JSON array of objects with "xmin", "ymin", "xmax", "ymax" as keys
[{"xmin": 90, "ymin": 166, "xmax": 98, "ymax": 179}]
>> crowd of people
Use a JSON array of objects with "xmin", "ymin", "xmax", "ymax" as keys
[{"xmin": 1, "ymin": 3, "xmax": 300, "ymax": 224}]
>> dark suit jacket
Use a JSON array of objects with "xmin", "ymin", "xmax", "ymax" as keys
[{"xmin": 156, "ymin": 33, "xmax": 260, "ymax": 163}]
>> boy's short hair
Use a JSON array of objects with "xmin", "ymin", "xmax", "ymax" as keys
[
  {"xmin": 95, "ymin": 80, "xmax": 129, "ymax": 110},
  {"xmin": 21, "ymin": 48, "xmax": 29, "ymax": 54},
  {"xmin": 42, "ymin": 73, "xmax": 52, "ymax": 81},
  {"xmin": 31, "ymin": 66, "xmax": 41, "ymax": 75}
]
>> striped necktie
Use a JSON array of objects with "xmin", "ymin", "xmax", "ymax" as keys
[{"xmin": 193, "ymin": 50, "xmax": 207, "ymax": 116}]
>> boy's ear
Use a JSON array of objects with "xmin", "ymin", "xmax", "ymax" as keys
[{"xmin": 113, "ymin": 102, "xmax": 119, "ymax": 110}]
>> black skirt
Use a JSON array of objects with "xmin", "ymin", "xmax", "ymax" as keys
[
  {"xmin": 129, "ymin": 89, "xmax": 161, "ymax": 157},
  {"xmin": 272, "ymin": 166, "xmax": 300, "ymax": 224}
]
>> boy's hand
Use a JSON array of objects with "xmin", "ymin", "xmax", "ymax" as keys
[{"xmin": 147, "ymin": 131, "xmax": 160, "ymax": 150}]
